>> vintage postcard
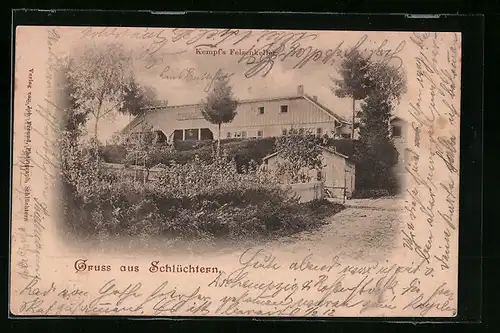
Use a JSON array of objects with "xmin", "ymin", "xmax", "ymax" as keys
[{"xmin": 10, "ymin": 26, "xmax": 461, "ymax": 317}]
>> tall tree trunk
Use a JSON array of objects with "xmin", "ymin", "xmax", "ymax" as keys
[
  {"xmin": 217, "ymin": 123, "xmax": 221, "ymax": 156},
  {"xmin": 93, "ymin": 101, "xmax": 103, "ymax": 142},
  {"xmin": 94, "ymin": 119, "xmax": 99, "ymax": 142},
  {"xmin": 351, "ymin": 97, "xmax": 356, "ymax": 140},
  {"xmin": 93, "ymin": 114, "xmax": 100, "ymax": 166},
  {"xmin": 93, "ymin": 101, "xmax": 103, "ymax": 165}
]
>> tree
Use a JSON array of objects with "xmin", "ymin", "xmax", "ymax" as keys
[
  {"xmin": 55, "ymin": 57, "xmax": 88, "ymax": 143},
  {"xmin": 200, "ymin": 78, "xmax": 238, "ymax": 153},
  {"xmin": 118, "ymin": 75, "xmax": 164, "ymax": 177},
  {"xmin": 354, "ymin": 62, "xmax": 407, "ymax": 192},
  {"xmin": 366, "ymin": 61, "xmax": 407, "ymax": 108},
  {"xmin": 275, "ymin": 129, "xmax": 323, "ymax": 183},
  {"xmin": 123, "ymin": 123, "xmax": 157, "ymax": 184},
  {"xmin": 119, "ymin": 75, "xmax": 162, "ymax": 118},
  {"xmin": 67, "ymin": 43, "xmax": 134, "ymax": 141},
  {"xmin": 331, "ymin": 49, "xmax": 374, "ymax": 139}
]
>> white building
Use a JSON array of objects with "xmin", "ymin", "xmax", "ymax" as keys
[
  {"xmin": 263, "ymin": 145, "xmax": 356, "ymax": 198},
  {"xmin": 120, "ymin": 86, "xmax": 408, "ymax": 189},
  {"xmin": 121, "ymin": 85, "xmax": 353, "ymax": 142}
]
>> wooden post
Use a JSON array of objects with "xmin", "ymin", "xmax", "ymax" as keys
[
  {"xmin": 182, "ymin": 129, "xmax": 186, "ymax": 141},
  {"xmin": 343, "ymin": 168, "xmax": 347, "ymax": 204},
  {"xmin": 198, "ymin": 128, "xmax": 201, "ymax": 141}
]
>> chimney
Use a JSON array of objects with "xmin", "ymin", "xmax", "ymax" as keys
[
  {"xmin": 297, "ymin": 85, "xmax": 304, "ymax": 96},
  {"xmin": 312, "ymin": 95, "xmax": 318, "ymax": 101}
]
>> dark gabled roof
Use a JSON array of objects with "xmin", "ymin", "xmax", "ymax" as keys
[{"xmin": 121, "ymin": 94, "xmax": 349, "ymax": 133}]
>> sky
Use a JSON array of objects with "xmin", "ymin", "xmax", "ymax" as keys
[{"xmin": 50, "ymin": 27, "xmax": 459, "ymax": 142}]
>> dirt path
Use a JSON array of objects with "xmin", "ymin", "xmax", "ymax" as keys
[
  {"xmin": 73, "ymin": 198, "xmax": 404, "ymax": 263},
  {"xmin": 258, "ymin": 197, "xmax": 404, "ymax": 262}
]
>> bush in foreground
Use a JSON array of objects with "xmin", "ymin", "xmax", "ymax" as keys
[
  {"xmin": 100, "ymin": 137, "xmax": 277, "ymax": 171},
  {"xmin": 352, "ymin": 188, "xmax": 392, "ymax": 199},
  {"xmin": 61, "ymin": 146, "xmax": 344, "ymax": 241}
]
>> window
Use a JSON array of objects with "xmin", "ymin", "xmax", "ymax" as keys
[
  {"xmin": 227, "ymin": 132, "xmax": 231, "ymax": 138},
  {"xmin": 257, "ymin": 130, "xmax": 263, "ymax": 138},
  {"xmin": 316, "ymin": 128, "xmax": 323, "ymax": 136},
  {"xmin": 392, "ymin": 125, "xmax": 402, "ymax": 137},
  {"xmin": 282, "ymin": 129, "xmax": 288, "ymax": 136},
  {"xmin": 173, "ymin": 130, "xmax": 183, "ymax": 141},
  {"xmin": 404, "ymin": 148, "xmax": 411, "ymax": 163},
  {"xmin": 258, "ymin": 106, "xmax": 265, "ymax": 114},
  {"xmin": 280, "ymin": 105, "xmax": 288, "ymax": 113},
  {"xmin": 200, "ymin": 128, "xmax": 214, "ymax": 140},
  {"xmin": 153, "ymin": 130, "xmax": 168, "ymax": 144},
  {"xmin": 341, "ymin": 133, "xmax": 351, "ymax": 139},
  {"xmin": 184, "ymin": 128, "xmax": 199, "ymax": 140}
]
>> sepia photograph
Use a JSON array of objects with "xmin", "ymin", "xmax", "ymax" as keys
[
  {"xmin": 57, "ymin": 28, "xmax": 409, "ymax": 256},
  {"xmin": 11, "ymin": 25, "xmax": 461, "ymax": 317}
]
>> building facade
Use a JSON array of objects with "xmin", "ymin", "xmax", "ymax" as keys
[
  {"xmin": 390, "ymin": 116, "xmax": 409, "ymax": 175},
  {"xmin": 263, "ymin": 146, "xmax": 356, "ymax": 199},
  {"xmin": 120, "ymin": 86, "xmax": 408, "ymax": 192},
  {"xmin": 121, "ymin": 85, "xmax": 353, "ymax": 142}
]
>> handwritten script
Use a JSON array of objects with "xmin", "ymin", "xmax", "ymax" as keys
[
  {"xmin": 80, "ymin": 27, "xmax": 406, "ymax": 79},
  {"xmin": 14, "ymin": 248, "xmax": 457, "ymax": 317},
  {"xmin": 403, "ymin": 32, "xmax": 460, "ymax": 274},
  {"xmin": 11, "ymin": 27, "xmax": 461, "ymax": 318}
]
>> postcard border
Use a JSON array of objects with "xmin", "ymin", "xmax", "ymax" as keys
[{"xmin": 8, "ymin": 9, "xmax": 483, "ymax": 324}]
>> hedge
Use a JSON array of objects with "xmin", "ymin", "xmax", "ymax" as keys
[{"xmin": 100, "ymin": 137, "xmax": 277, "ymax": 170}]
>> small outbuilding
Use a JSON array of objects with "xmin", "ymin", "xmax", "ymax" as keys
[{"xmin": 262, "ymin": 145, "xmax": 356, "ymax": 199}]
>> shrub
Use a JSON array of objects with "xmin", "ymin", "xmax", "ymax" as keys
[
  {"xmin": 275, "ymin": 129, "xmax": 323, "ymax": 183},
  {"xmin": 61, "ymin": 146, "xmax": 343, "ymax": 241},
  {"xmin": 100, "ymin": 137, "xmax": 277, "ymax": 172},
  {"xmin": 173, "ymin": 139, "xmax": 214, "ymax": 151},
  {"xmin": 352, "ymin": 188, "xmax": 392, "ymax": 199},
  {"xmin": 100, "ymin": 144, "xmax": 128, "ymax": 163},
  {"xmin": 320, "ymin": 138, "xmax": 357, "ymax": 157}
]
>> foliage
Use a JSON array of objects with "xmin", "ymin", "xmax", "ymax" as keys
[
  {"xmin": 352, "ymin": 188, "xmax": 392, "ymax": 199},
  {"xmin": 200, "ymin": 78, "xmax": 239, "ymax": 151},
  {"xmin": 222, "ymin": 138, "xmax": 276, "ymax": 172},
  {"xmin": 101, "ymin": 137, "xmax": 277, "ymax": 172},
  {"xmin": 331, "ymin": 48, "xmax": 407, "ymax": 195},
  {"xmin": 367, "ymin": 62, "xmax": 407, "ymax": 107},
  {"xmin": 332, "ymin": 49, "xmax": 374, "ymax": 100},
  {"xmin": 118, "ymin": 75, "xmax": 162, "ymax": 117},
  {"xmin": 55, "ymin": 57, "xmax": 88, "ymax": 143},
  {"xmin": 61, "ymin": 147, "xmax": 342, "ymax": 240},
  {"xmin": 57, "ymin": 43, "xmax": 345, "ymax": 242},
  {"xmin": 353, "ymin": 62, "xmax": 407, "ymax": 193},
  {"xmin": 317, "ymin": 138, "xmax": 357, "ymax": 157},
  {"xmin": 173, "ymin": 139, "xmax": 215, "ymax": 151},
  {"xmin": 331, "ymin": 49, "xmax": 374, "ymax": 138},
  {"xmin": 275, "ymin": 129, "xmax": 323, "ymax": 183},
  {"xmin": 67, "ymin": 43, "xmax": 134, "ymax": 139},
  {"xmin": 122, "ymin": 124, "xmax": 172, "ymax": 183},
  {"xmin": 60, "ymin": 136, "xmax": 108, "ymax": 205},
  {"xmin": 100, "ymin": 144, "xmax": 128, "ymax": 163}
]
